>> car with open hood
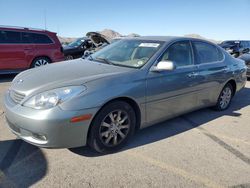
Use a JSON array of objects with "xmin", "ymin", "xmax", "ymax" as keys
[
  {"xmin": 63, "ymin": 32, "xmax": 110, "ymax": 60},
  {"xmin": 239, "ymin": 53, "xmax": 250, "ymax": 78},
  {"xmin": 4, "ymin": 36, "xmax": 247, "ymax": 153},
  {"xmin": 219, "ymin": 40, "xmax": 250, "ymax": 57}
]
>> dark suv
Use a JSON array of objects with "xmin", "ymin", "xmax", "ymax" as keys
[
  {"xmin": 219, "ymin": 40, "xmax": 250, "ymax": 57},
  {"xmin": 63, "ymin": 37, "xmax": 93, "ymax": 60},
  {"xmin": 0, "ymin": 26, "xmax": 64, "ymax": 74}
]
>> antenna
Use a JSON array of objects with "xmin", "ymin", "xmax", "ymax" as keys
[{"xmin": 44, "ymin": 9, "xmax": 47, "ymax": 30}]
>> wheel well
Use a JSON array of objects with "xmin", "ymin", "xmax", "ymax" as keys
[
  {"xmin": 87, "ymin": 97, "xmax": 142, "ymax": 141},
  {"xmin": 30, "ymin": 56, "xmax": 52, "ymax": 68},
  {"xmin": 227, "ymin": 79, "xmax": 236, "ymax": 96}
]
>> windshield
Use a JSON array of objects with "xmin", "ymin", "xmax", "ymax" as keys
[
  {"xmin": 90, "ymin": 39, "xmax": 163, "ymax": 68},
  {"xmin": 68, "ymin": 38, "xmax": 85, "ymax": 47},
  {"xmin": 221, "ymin": 41, "xmax": 238, "ymax": 46}
]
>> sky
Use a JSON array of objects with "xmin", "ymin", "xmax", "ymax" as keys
[{"xmin": 0, "ymin": 0, "xmax": 249, "ymax": 40}]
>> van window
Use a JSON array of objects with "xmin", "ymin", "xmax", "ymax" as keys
[
  {"xmin": 0, "ymin": 30, "xmax": 21, "ymax": 43},
  {"xmin": 193, "ymin": 41, "xmax": 224, "ymax": 64},
  {"xmin": 29, "ymin": 33, "xmax": 53, "ymax": 44},
  {"xmin": 21, "ymin": 32, "xmax": 32, "ymax": 43}
]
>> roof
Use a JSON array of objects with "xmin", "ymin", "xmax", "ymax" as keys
[
  {"xmin": 123, "ymin": 36, "xmax": 216, "ymax": 45},
  {"xmin": 0, "ymin": 25, "xmax": 55, "ymax": 34}
]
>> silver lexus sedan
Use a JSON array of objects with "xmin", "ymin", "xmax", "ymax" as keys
[{"xmin": 3, "ymin": 36, "xmax": 247, "ymax": 153}]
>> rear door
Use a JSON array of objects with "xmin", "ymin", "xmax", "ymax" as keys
[
  {"xmin": 192, "ymin": 41, "xmax": 227, "ymax": 107},
  {"xmin": 0, "ymin": 30, "xmax": 31, "ymax": 70}
]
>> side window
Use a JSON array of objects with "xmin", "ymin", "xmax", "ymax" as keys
[
  {"xmin": 160, "ymin": 41, "xmax": 193, "ymax": 67},
  {"xmin": 30, "ymin": 33, "xmax": 53, "ymax": 44},
  {"xmin": 193, "ymin": 41, "xmax": 223, "ymax": 64},
  {"xmin": 21, "ymin": 32, "xmax": 32, "ymax": 43},
  {"xmin": 0, "ymin": 30, "xmax": 21, "ymax": 43}
]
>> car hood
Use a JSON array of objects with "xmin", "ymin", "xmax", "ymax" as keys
[
  {"xmin": 86, "ymin": 32, "xmax": 110, "ymax": 46},
  {"xmin": 11, "ymin": 59, "xmax": 132, "ymax": 96}
]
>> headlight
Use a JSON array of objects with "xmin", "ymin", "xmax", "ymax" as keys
[{"xmin": 23, "ymin": 86, "xmax": 86, "ymax": 110}]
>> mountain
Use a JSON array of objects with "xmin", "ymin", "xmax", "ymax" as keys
[
  {"xmin": 58, "ymin": 30, "xmax": 221, "ymax": 45},
  {"xmin": 58, "ymin": 36, "xmax": 77, "ymax": 45},
  {"xmin": 99, "ymin": 29, "xmax": 122, "ymax": 39}
]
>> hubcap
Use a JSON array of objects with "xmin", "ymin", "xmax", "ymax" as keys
[
  {"xmin": 219, "ymin": 87, "xmax": 232, "ymax": 109},
  {"xmin": 99, "ymin": 110, "xmax": 130, "ymax": 147},
  {"xmin": 34, "ymin": 59, "xmax": 49, "ymax": 67}
]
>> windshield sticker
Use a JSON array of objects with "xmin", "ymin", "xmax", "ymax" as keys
[{"xmin": 139, "ymin": 43, "xmax": 160, "ymax": 48}]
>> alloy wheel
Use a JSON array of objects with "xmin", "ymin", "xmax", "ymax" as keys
[
  {"xmin": 219, "ymin": 86, "xmax": 232, "ymax": 109},
  {"xmin": 34, "ymin": 59, "xmax": 49, "ymax": 67},
  {"xmin": 99, "ymin": 110, "xmax": 130, "ymax": 147}
]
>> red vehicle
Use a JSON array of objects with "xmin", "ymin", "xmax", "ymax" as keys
[{"xmin": 0, "ymin": 26, "xmax": 65, "ymax": 74}]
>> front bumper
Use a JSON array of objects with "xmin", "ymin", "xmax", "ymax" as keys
[{"xmin": 3, "ymin": 92, "xmax": 99, "ymax": 148}]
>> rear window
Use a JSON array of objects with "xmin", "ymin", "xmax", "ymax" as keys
[
  {"xmin": 29, "ymin": 33, "xmax": 53, "ymax": 44},
  {"xmin": 0, "ymin": 30, "xmax": 21, "ymax": 43},
  {"xmin": 193, "ymin": 41, "xmax": 224, "ymax": 64}
]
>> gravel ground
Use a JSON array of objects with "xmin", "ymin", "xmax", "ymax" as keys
[{"xmin": 0, "ymin": 74, "xmax": 250, "ymax": 188}]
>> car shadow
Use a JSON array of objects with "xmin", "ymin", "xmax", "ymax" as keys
[
  {"xmin": 0, "ymin": 139, "xmax": 47, "ymax": 187},
  {"xmin": 70, "ymin": 86, "xmax": 250, "ymax": 157},
  {"xmin": 0, "ymin": 74, "xmax": 16, "ymax": 83}
]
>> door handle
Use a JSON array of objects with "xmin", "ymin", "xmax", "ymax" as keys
[{"xmin": 187, "ymin": 72, "xmax": 199, "ymax": 78}]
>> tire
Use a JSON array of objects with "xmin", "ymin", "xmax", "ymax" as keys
[
  {"xmin": 31, "ymin": 57, "xmax": 51, "ymax": 68},
  {"xmin": 213, "ymin": 83, "xmax": 233, "ymax": 111},
  {"xmin": 88, "ymin": 101, "xmax": 136, "ymax": 154},
  {"xmin": 65, "ymin": 55, "xmax": 74, "ymax": 60}
]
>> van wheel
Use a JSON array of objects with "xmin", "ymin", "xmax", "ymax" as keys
[
  {"xmin": 31, "ymin": 57, "xmax": 51, "ymax": 68},
  {"xmin": 213, "ymin": 83, "xmax": 233, "ymax": 111},
  {"xmin": 88, "ymin": 101, "xmax": 136, "ymax": 154}
]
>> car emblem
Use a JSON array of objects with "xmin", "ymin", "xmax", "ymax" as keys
[{"xmin": 16, "ymin": 79, "xmax": 24, "ymax": 84}]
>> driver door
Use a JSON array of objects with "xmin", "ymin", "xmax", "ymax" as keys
[{"xmin": 145, "ymin": 40, "xmax": 200, "ymax": 125}]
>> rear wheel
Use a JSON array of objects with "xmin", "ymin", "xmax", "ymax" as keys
[
  {"xmin": 88, "ymin": 101, "xmax": 136, "ymax": 154},
  {"xmin": 213, "ymin": 83, "xmax": 233, "ymax": 111},
  {"xmin": 31, "ymin": 57, "xmax": 51, "ymax": 68}
]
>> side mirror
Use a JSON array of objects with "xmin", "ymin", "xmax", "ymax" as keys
[{"xmin": 151, "ymin": 60, "xmax": 176, "ymax": 72}]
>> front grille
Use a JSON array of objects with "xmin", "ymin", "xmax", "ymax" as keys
[{"xmin": 10, "ymin": 90, "xmax": 26, "ymax": 104}]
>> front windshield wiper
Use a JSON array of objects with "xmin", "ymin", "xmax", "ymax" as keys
[{"xmin": 94, "ymin": 57, "xmax": 114, "ymax": 65}]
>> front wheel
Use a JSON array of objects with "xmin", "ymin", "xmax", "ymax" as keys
[
  {"xmin": 213, "ymin": 83, "xmax": 233, "ymax": 111},
  {"xmin": 65, "ymin": 55, "xmax": 74, "ymax": 60},
  {"xmin": 88, "ymin": 101, "xmax": 136, "ymax": 154}
]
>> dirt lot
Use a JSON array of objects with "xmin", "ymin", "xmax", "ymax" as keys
[{"xmin": 0, "ymin": 74, "xmax": 250, "ymax": 188}]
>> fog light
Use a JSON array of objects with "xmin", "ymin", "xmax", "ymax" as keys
[{"xmin": 32, "ymin": 133, "xmax": 47, "ymax": 141}]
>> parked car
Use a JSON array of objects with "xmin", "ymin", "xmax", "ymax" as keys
[
  {"xmin": 63, "ymin": 37, "xmax": 93, "ymax": 60},
  {"xmin": 4, "ymin": 36, "xmax": 247, "ymax": 153},
  {"xmin": 239, "ymin": 53, "xmax": 250, "ymax": 78},
  {"xmin": 63, "ymin": 32, "xmax": 110, "ymax": 60},
  {"xmin": 0, "ymin": 26, "xmax": 64, "ymax": 74},
  {"xmin": 219, "ymin": 40, "xmax": 250, "ymax": 57},
  {"xmin": 82, "ymin": 32, "xmax": 110, "ymax": 58}
]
